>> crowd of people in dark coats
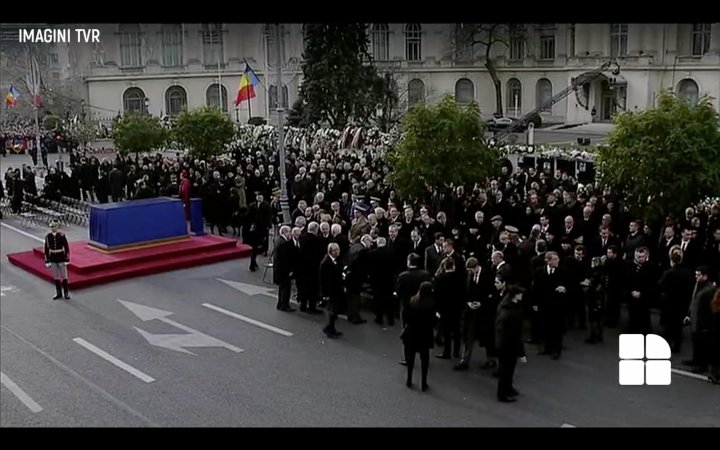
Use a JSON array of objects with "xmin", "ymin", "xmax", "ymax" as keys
[{"xmin": 2, "ymin": 128, "xmax": 719, "ymax": 396}]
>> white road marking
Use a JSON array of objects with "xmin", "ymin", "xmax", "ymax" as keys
[
  {"xmin": 203, "ymin": 303, "xmax": 294, "ymax": 337},
  {"xmin": 0, "ymin": 222, "xmax": 45, "ymax": 243},
  {"xmin": 1, "ymin": 285, "xmax": 18, "ymax": 297},
  {"xmin": 0, "ymin": 371, "xmax": 43, "ymax": 413},
  {"xmin": 73, "ymin": 338, "xmax": 155, "ymax": 383},
  {"xmin": 671, "ymin": 368, "xmax": 710, "ymax": 382},
  {"xmin": 560, "ymin": 423, "xmax": 576, "ymax": 428}
]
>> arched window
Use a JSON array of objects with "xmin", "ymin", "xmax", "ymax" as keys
[
  {"xmin": 455, "ymin": 78, "xmax": 474, "ymax": 104},
  {"xmin": 206, "ymin": 83, "xmax": 228, "ymax": 112},
  {"xmin": 536, "ymin": 78, "xmax": 553, "ymax": 112},
  {"xmin": 506, "ymin": 78, "xmax": 522, "ymax": 116},
  {"xmin": 677, "ymin": 79, "xmax": 699, "ymax": 106},
  {"xmin": 268, "ymin": 84, "xmax": 289, "ymax": 109},
  {"xmin": 123, "ymin": 87, "xmax": 145, "ymax": 114},
  {"xmin": 165, "ymin": 86, "xmax": 187, "ymax": 116},
  {"xmin": 405, "ymin": 24, "xmax": 421, "ymax": 61},
  {"xmin": 119, "ymin": 24, "xmax": 142, "ymax": 67},
  {"xmin": 372, "ymin": 24, "xmax": 389, "ymax": 61},
  {"xmin": 408, "ymin": 79, "xmax": 425, "ymax": 107}
]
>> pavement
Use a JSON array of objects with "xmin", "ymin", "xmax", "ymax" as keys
[{"xmin": 2, "ymin": 210, "xmax": 719, "ymax": 427}]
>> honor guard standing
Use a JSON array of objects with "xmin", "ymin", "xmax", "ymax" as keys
[{"xmin": 44, "ymin": 219, "xmax": 71, "ymax": 300}]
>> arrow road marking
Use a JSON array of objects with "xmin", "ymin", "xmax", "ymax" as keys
[
  {"xmin": 73, "ymin": 338, "xmax": 155, "ymax": 383},
  {"xmin": 118, "ymin": 299, "xmax": 243, "ymax": 355},
  {"xmin": 217, "ymin": 278, "xmax": 276, "ymax": 297},
  {"xmin": 0, "ymin": 372, "xmax": 43, "ymax": 413},
  {"xmin": 217, "ymin": 279, "xmax": 350, "ymax": 320},
  {"xmin": 202, "ymin": 303, "xmax": 294, "ymax": 337}
]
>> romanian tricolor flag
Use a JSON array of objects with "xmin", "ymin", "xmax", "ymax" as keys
[
  {"xmin": 235, "ymin": 63, "xmax": 260, "ymax": 106},
  {"xmin": 5, "ymin": 84, "xmax": 20, "ymax": 107}
]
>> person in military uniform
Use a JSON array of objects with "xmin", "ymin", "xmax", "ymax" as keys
[{"xmin": 44, "ymin": 219, "xmax": 70, "ymax": 300}]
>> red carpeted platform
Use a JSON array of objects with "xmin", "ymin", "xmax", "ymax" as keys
[{"xmin": 7, "ymin": 235, "xmax": 251, "ymax": 289}]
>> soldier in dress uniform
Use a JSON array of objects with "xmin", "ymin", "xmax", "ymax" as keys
[{"xmin": 44, "ymin": 219, "xmax": 71, "ymax": 300}]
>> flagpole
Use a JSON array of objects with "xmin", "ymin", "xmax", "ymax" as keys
[
  {"xmin": 27, "ymin": 47, "xmax": 42, "ymax": 170},
  {"xmin": 274, "ymin": 24, "xmax": 290, "ymax": 225},
  {"xmin": 248, "ymin": 94, "xmax": 252, "ymax": 123}
]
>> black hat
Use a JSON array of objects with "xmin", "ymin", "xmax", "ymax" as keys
[
  {"xmin": 491, "ymin": 215, "xmax": 503, "ymax": 222},
  {"xmin": 354, "ymin": 204, "xmax": 369, "ymax": 213}
]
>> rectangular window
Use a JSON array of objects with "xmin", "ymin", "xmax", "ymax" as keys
[
  {"xmin": 540, "ymin": 35, "xmax": 555, "ymax": 60},
  {"xmin": 610, "ymin": 23, "xmax": 628, "ymax": 57},
  {"xmin": 692, "ymin": 23, "xmax": 711, "ymax": 56},
  {"xmin": 202, "ymin": 23, "xmax": 223, "ymax": 66},
  {"xmin": 162, "ymin": 25, "xmax": 183, "ymax": 67},
  {"xmin": 510, "ymin": 38, "xmax": 524, "ymax": 60},
  {"xmin": 120, "ymin": 31, "xmax": 142, "ymax": 67}
]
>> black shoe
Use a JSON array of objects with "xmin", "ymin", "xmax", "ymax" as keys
[
  {"xmin": 387, "ymin": 319, "xmax": 395, "ymax": 327},
  {"xmin": 584, "ymin": 338, "xmax": 596, "ymax": 344},
  {"xmin": 421, "ymin": 383, "xmax": 429, "ymax": 392},
  {"xmin": 538, "ymin": 350, "xmax": 551, "ymax": 355},
  {"xmin": 249, "ymin": 266, "xmax": 258, "ymax": 272},
  {"xmin": 498, "ymin": 397, "xmax": 517, "ymax": 403},
  {"xmin": 306, "ymin": 308, "xmax": 323, "ymax": 315},
  {"xmin": 406, "ymin": 380, "xmax": 413, "ymax": 388},
  {"xmin": 53, "ymin": 294, "xmax": 62, "ymax": 300},
  {"xmin": 435, "ymin": 354, "xmax": 451, "ymax": 359},
  {"xmin": 481, "ymin": 361, "xmax": 497, "ymax": 369},
  {"xmin": 453, "ymin": 363, "xmax": 469, "ymax": 371},
  {"xmin": 280, "ymin": 306, "xmax": 296, "ymax": 312},
  {"xmin": 351, "ymin": 319, "xmax": 367, "ymax": 325},
  {"xmin": 691, "ymin": 366, "xmax": 708, "ymax": 374},
  {"xmin": 682, "ymin": 359, "xmax": 696, "ymax": 366},
  {"xmin": 299, "ymin": 305, "xmax": 308, "ymax": 312},
  {"xmin": 64, "ymin": 293, "xmax": 71, "ymax": 300},
  {"xmin": 709, "ymin": 376, "xmax": 720, "ymax": 385},
  {"xmin": 551, "ymin": 352, "xmax": 561, "ymax": 360},
  {"xmin": 374, "ymin": 318, "xmax": 384, "ymax": 326},
  {"xmin": 510, "ymin": 388, "xmax": 520, "ymax": 397},
  {"xmin": 434, "ymin": 336, "xmax": 444, "ymax": 346},
  {"xmin": 525, "ymin": 338, "xmax": 540, "ymax": 344},
  {"xmin": 491, "ymin": 370, "xmax": 499, "ymax": 378}
]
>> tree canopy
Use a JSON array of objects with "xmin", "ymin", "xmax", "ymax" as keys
[
  {"xmin": 172, "ymin": 107, "xmax": 235, "ymax": 159},
  {"xmin": 596, "ymin": 90, "xmax": 720, "ymax": 223},
  {"xmin": 295, "ymin": 24, "xmax": 390, "ymax": 129},
  {"xmin": 387, "ymin": 96, "xmax": 500, "ymax": 201},
  {"xmin": 112, "ymin": 113, "xmax": 168, "ymax": 156}
]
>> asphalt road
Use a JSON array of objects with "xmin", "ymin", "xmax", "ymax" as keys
[{"xmin": 1, "ymin": 212, "xmax": 718, "ymax": 428}]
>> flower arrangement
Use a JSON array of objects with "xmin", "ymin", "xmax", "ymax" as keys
[{"xmin": 226, "ymin": 123, "xmax": 596, "ymax": 163}]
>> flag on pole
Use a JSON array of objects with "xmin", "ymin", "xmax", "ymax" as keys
[
  {"xmin": 235, "ymin": 63, "xmax": 261, "ymax": 106},
  {"xmin": 25, "ymin": 55, "xmax": 43, "ymax": 108},
  {"xmin": 5, "ymin": 84, "xmax": 20, "ymax": 107}
]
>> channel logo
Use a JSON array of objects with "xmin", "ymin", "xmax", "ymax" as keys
[{"xmin": 618, "ymin": 334, "xmax": 672, "ymax": 386}]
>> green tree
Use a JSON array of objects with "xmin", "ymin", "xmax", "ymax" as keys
[
  {"xmin": 69, "ymin": 119, "xmax": 99, "ymax": 150},
  {"xmin": 172, "ymin": 107, "xmax": 235, "ymax": 159},
  {"xmin": 297, "ymin": 24, "xmax": 387, "ymax": 128},
  {"xmin": 596, "ymin": 91, "xmax": 720, "ymax": 223},
  {"xmin": 387, "ymin": 96, "xmax": 500, "ymax": 201},
  {"xmin": 112, "ymin": 113, "xmax": 167, "ymax": 156}
]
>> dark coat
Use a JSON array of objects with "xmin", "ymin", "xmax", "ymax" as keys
[
  {"xmin": 658, "ymin": 265, "xmax": 695, "ymax": 328},
  {"xmin": 369, "ymin": 246, "xmax": 396, "ymax": 292},
  {"xmin": 347, "ymin": 243, "xmax": 372, "ymax": 290},
  {"xmin": 299, "ymin": 232, "xmax": 325, "ymax": 280},
  {"xmin": 395, "ymin": 268, "xmax": 433, "ymax": 323},
  {"xmin": 273, "ymin": 237, "xmax": 298, "ymax": 285},
  {"xmin": 495, "ymin": 294, "xmax": 526, "ymax": 357},
  {"xmin": 433, "ymin": 271, "xmax": 465, "ymax": 321},
  {"xmin": 402, "ymin": 299, "xmax": 436, "ymax": 351},
  {"xmin": 531, "ymin": 265, "xmax": 570, "ymax": 328},
  {"xmin": 319, "ymin": 254, "xmax": 345, "ymax": 308},
  {"xmin": 424, "ymin": 243, "xmax": 444, "ymax": 277}
]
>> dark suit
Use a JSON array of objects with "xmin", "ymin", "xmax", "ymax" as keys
[
  {"xmin": 273, "ymin": 237, "xmax": 298, "ymax": 310},
  {"xmin": 678, "ymin": 239, "xmax": 703, "ymax": 270},
  {"xmin": 408, "ymin": 239, "xmax": 426, "ymax": 267},
  {"xmin": 402, "ymin": 298, "xmax": 436, "ymax": 387},
  {"xmin": 299, "ymin": 232, "xmax": 325, "ymax": 310},
  {"xmin": 624, "ymin": 261, "xmax": 659, "ymax": 335},
  {"xmin": 658, "ymin": 264, "xmax": 695, "ymax": 351},
  {"xmin": 320, "ymin": 254, "xmax": 345, "ymax": 334},
  {"xmin": 433, "ymin": 271, "xmax": 465, "ymax": 357},
  {"xmin": 395, "ymin": 268, "xmax": 433, "ymax": 325},
  {"xmin": 458, "ymin": 267, "xmax": 493, "ymax": 366},
  {"xmin": 589, "ymin": 235, "xmax": 619, "ymax": 258},
  {"xmin": 657, "ymin": 237, "xmax": 680, "ymax": 270},
  {"xmin": 330, "ymin": 233, "xmax": 351, "ymax": 265},
  {"xmin": 369, "ymin": 246, "xmax": 396, "ymax": 324},
  {"xmin": 532, "ymin": 265, "xmax": 570, "ymax": 357},
  {"xmin": 495, "ymin": 294, "xmax": 526, "ymax": 400},
  {"xmin": 424, "ymin": 244, "xmax": 444, "ymax": 277},
  {"xmin": 346, "ymin": 244, "xmax": 372, "ymax": 322}
]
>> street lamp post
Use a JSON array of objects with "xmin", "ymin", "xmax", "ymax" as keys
[{"xmin": 274, "ymin": 24, "xmax": 291, "ymax": 226}]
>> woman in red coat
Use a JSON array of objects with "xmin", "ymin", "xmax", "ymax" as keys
[{"xmin": 179, "ymin": 170, "xmax": 192, "ymax": 221}]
